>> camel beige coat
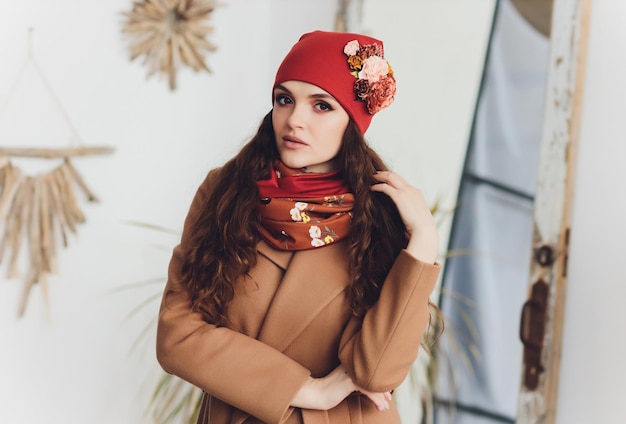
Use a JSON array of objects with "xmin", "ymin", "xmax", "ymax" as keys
[{"xmin": 156, "ymin": 169, "xmax": 441, "ymax": 424}]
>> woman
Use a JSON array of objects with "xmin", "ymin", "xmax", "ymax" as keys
[{"xmin": 156, "ymin": 30, "xmax": 441, "ymax": 423}]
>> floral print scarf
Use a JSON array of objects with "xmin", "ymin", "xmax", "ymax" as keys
[{"xmin": 257, "ymin": 161, "xmax": 354, "ymax": 251}]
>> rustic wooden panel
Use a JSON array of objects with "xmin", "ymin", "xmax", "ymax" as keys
[{"xmin": 516, "ymin": 0, "xmax": 593, "ymax": 422}]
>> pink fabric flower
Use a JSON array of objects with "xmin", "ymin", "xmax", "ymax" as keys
[
  {"xmin": 359, "ymin": 56, "xmax": 390, "ymax": 82},
  {"xmin": 344, "ymin": 40, "xmax": 360, "ymax": 56}
]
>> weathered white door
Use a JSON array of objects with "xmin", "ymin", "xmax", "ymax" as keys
[{"xmin": 516, "ymin": 0, "xmax": 592, "ymax": 422}]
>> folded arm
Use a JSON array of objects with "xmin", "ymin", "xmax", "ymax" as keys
[{"xmin": 338, "ymin": 251, "xmax": 440, "ymax": 392}]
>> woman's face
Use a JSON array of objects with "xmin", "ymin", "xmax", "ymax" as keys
[{"xmin": 272, "ymin": 80, "xmax": 350, "ymax": 173}]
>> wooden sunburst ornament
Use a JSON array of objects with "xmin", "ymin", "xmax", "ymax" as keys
[{"xmin": 122, "ymin": 0, "xmax": 218, "ymax": 90}]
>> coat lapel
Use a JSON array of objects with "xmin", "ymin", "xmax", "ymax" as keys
[
  {"xmin": 257, "ymin": 240, "xmax": 351, "ymax": 353},
  {"xmin": 257, "ymin": 240, "xmax": 294, "ymax": 270}
]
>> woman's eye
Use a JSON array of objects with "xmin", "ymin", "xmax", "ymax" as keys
[
  {"xmin": 315, "ymin": 102, "xmax": 333, "ymax": 111},
  {"xmin": 274, "ymin": 94, "xmax": 292, "ymax": 105}
]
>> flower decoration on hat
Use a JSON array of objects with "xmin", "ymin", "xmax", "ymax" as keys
[{"xmin": 344, "ymin": 40, "xmax": 396, "ymax": 114}]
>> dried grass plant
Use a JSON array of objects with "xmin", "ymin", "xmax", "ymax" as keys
[
  {"xmin": 111, "ymin": 221, "xmax": 200, "ymax": 424},
  {"xmin": 417, "ymin": 285, "xmax": 481, "ymax": 424}
]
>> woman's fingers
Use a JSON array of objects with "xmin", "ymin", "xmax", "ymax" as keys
[
  {"xmin": 293, "ymin": 365, "xmax": 396, "ymax": 412},
  {"xmin": 358, "ymin": 388, "xmax": 392, "ymax": 412},
  {"xmin": 372, "ymin": 170, "xmax": 407, "ymax": 188},
  {"xmin": 370, "ymin": 172, "xmax": 431, "ymax": 231},
  {"xmin": 370, "ymin": 171, "xmax": 421, "ymax": 203},
  {"xmin": 370, "ymin": 170, "xmax": 439, "ymax": 262}
]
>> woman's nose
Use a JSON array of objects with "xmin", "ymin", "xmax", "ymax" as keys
[{"xmin": 286, "ymin": 105, "xmax": 305, "ymax": 129}]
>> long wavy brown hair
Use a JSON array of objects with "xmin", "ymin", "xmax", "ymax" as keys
[{"xmin": 181, "ymin": 111, "xmax": 441, "ymax": 340}]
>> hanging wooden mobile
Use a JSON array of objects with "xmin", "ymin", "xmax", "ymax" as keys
[
  {"xmin": 0, "ymin": 30, "xmax": 114, "ymax": 317},
  {"xmin": 121, "ymin": 0, "xmax": 218, "ymax": 90}
]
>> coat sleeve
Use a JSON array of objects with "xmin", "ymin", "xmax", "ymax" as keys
[
  {"xmin": 156, "ymin": 169, "xmax": 311, "ymax": 424},
  {"xmin": 338, "ymin": 250, "xmax": 441, "ymax": 392}
]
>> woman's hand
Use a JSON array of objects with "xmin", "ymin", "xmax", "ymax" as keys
[
  {"xmin": 291, "ymin": 364, "xmax": 391, "ymax": 412},
  {"xmin": 370, "ymin": 171, "xmax": 439, "ymax": 263}
]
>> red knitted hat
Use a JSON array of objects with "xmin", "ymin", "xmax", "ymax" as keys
[{"xmin": 273, "ymin": 30, "xmax": 396, "ymax": 135}]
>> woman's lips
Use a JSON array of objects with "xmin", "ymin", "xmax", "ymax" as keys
[{"xmin": 283, "ymin": 136, "xmax": 307, "ymax": 150}]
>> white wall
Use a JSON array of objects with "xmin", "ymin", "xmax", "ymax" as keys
[
  {"xmin": 0, "ymin": 1, "xmax": 492, "ymax": 423},
  {"xmin": 362, "ymin": 0, "xmax": 495, "ymax": 211},
  {"xmin": 556, "ymin": 0, "xmax": 626, "ymax": 421}
]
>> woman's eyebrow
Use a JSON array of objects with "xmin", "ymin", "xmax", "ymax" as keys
[
  {"xmin": 310, "ymin": 93, "xmax": 336, "ymax": 100},
  {"xmin": 273, "ymin": 84, "xmax": 338, "ymax": 101},
  {"xmin": 274, "ymin": 84, "xmax": 291, "ymax": 94}
]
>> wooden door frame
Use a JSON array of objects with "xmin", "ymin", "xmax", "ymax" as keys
[{"xmin": 517, "ymin": 0, "xmax": 593, "ymax": 422}]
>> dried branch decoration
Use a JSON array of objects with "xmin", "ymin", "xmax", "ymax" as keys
[
  {"xmin": 122, "ymin": 0, "xmax": 218, "ymax": 90},
  {"xmin": 0, "ymin": 157, "xmax": 106, "ymax": 317},
  {"xmin": 0, "ymin": 29, "xmax": 115, "ymax": 317}
]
